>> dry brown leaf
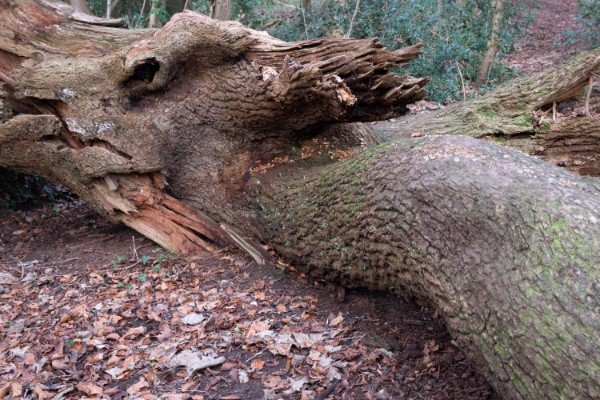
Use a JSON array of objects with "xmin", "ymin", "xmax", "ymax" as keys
[
  {"xmin": 123, "ymin": 326, "xmax": 146, "ymax": 339},
  {"xmin": 263, "ymin": 375, "xmax": 282, "ymax": 388},
  {"xmin": 0, "ymin": 383, "xmax": 10, "ymax": 398},
  {"xmin": 167, "ymin": 350, "xmax": 226, "ymax": 375},
  {"xmin": 126, "ymin": 377, "xmax": 148, "ymax": 395},
  {"xmin": 76, "ymin": 382, "xmax": 103, "ymax": 396},
  {"xmin": 51, "ymin": 359, "xmax": 69, "ymax": 370},
  {"xmin": 276, "ymin": 304, "xmax": 287, "ymax": 313},
  {"xmin": 329, "ymin": 313, "xmax": 344, "ymax": 327},
  {"xmin": 250, "ymin": 358, "xmax": 265, "ymax": 370},
  {"xmin": 23, "ymin": 352, "xmax": 36, "ymax": 365},
  {"xmin": 238, "ymin": 369, "xmax": 249, "ymax": 384},
  {"xmin": 31, "ymin": 383, "xmax": 50, "ymax": 400},
  {"xmin": 10, "ymin": 382, "xmax": 22, "ymax": 397}
]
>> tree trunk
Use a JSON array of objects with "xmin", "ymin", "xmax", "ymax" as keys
[
  {"xmin": 149, "ymin": 0, "xmax": 160, "ymax": 28},
  {"xmin": 376, "ymin": 51, "xmax": 600, "ymax": 176},
  {"xmin": 0, "ymin": 1, "xmax": 598, "ymax": 399},
  {"xmin": 474, "ymin": 0, "xmax": 505, "ymax": 88},
  {"xmin": 210, "ymin": 0, "xmax": 232, "ymax": 20},
  {"xmin": 254, "ymin": 134, "xmax": 600, "ymax": 400},
  {"xmin": 302, "ymin": 0, "xmax": 312, "ymax": 13}
]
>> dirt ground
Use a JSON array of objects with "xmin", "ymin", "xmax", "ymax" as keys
[
  {"xmin": 503, "ymin": 0, "xmax": 587, "ymax": 73},
  {"xmin": 0, "ymin": 199, "xmax": 495, "ymax": 399}
]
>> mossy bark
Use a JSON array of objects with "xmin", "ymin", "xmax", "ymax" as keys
[
  {"xmin": 375, "ymin": 51, "xmax": 600, "ymax": 175},
  {"xmin": 255, "ymin": 135, "xmax": 600, "ymax": 400}
]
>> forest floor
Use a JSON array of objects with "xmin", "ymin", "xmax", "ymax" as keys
[
  {"xmin": 0, "ymin": 1, "xmax": 591, "ymax": 399},
  {"xmin": 0, "ymin": 200, "xmax": 493, "ymax": 400},
  {"xmin": 503, "ymin": 0, "xmax": 587, "ymax": 74}
]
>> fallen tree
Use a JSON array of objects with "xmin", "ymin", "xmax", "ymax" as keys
[
  {"xmin": 0, "ymin": 1, "xmax": 598, "ymax": 399},
  {"xmin": 375, "ymin": 51, "xmax": 600, "ymax": 175}
]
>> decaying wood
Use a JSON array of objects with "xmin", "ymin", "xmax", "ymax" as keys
[{"xmin": 0, "ymin": 0, "xmax": 426, "ymax": 253}]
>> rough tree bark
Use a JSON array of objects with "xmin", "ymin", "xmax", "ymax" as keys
[{"xmin": 0, "ymin": 1, "xmax": 598, "ymax": 399}]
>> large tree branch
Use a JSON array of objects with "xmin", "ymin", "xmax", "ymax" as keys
[{"xmin": 375, "ymin": 50, "xmax": 600, "ymax": 175}]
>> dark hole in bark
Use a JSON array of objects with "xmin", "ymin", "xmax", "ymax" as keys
[{"xmin": 126, "ymin": 58, "xmax": 160, "ymax": 85}]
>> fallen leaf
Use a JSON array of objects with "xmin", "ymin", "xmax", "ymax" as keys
[
  {"xmin": 276, "ymin": 304, "xmax": 287, "ymax": 313},
  {"xmin": 126, "ymin": 377, "xmax": 148, "ymax": 395},
  {"xmin": 0, "ymin": 272, "xmax": 16, "ymax": 285},
  {"xmin": 9, "ymin": 346, "xmax": 29, "ymax": 358},
  {"xmin": 76, "ymin": 382, "xmax": 102, "ymax": 396},
  {"xmin": 181, "ymin": 313, "xmax": 205, "ymax": 325},
  {"xmin": 23, "ymin": 352, "xmax": 36, "ymax": 365},
  {"xmin": 106, "ymin": 366, "xmax": 124, "ymax": 379},
  {"xmin": 251, "ymin": 358, "xmax": 265, "ymax": 370},
  {"xmin": 168, "ymin": 350, "xmax": 226, "ymax": 375},
  {"xmin": 123, "ymin": 326, "xmax": 146, "ymax": 339},
  {"xmin": 31, "ymin": 383, "xmax": 50, "ymax": 400},
  {"xmin": 52, "ymin": 359, "xmax": 69, "ymax": 369},
  {"xmin": 263, "ymin": 374, "xmax": 282, "ymax": 388},
  {"xmin": 238, "ymin": 369, "xmax": 249, "ymax": 383},
  {"xmin": 288, "ymin": 376, "xmax": 308, "ymax": 393},
  {"xmin": 10, "ymin": 382, "xmax": 22, "ymax": 397},
  {"xmin": 0, "ymin": 383, "xmax": 9, "ymax": 398},
  {"xmin": 329, "ymin": 313, "xmax": 344, "ymax": 327}
]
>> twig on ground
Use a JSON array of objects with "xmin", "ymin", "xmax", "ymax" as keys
[
  {"xmin": 351, "ymin": 333, "xmax": 366, "ymax": 347},
  {"xmin": 245, "ymin": 348, "xmax": 267, "ymax": 363},
  {"xmin": 47, "ymin": 257, "xmax": 81, "ymax": 265}
]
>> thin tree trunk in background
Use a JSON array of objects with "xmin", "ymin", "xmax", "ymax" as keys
[
  {"xmin": 211, "ymin": 0, "xmax": 232, "ymax": 20},
  {"xmin": 345, "ymin": 0, "xmax": 361, "ymax": 38},
  {"xmin": 69, "ymin": 0, "xmax": 89, "ymax": 12},
  {"xmin": 474, "ymin": 0, "xmax": 505, "ymax": 88},
  {"xmin": 149, "ymin": 0, "xmax": 160, "ymax": 28}
]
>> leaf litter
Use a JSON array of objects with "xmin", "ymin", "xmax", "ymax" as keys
[{"xmin": 0, "ymin": 200, "xmax": 494, "ymax": 399}]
